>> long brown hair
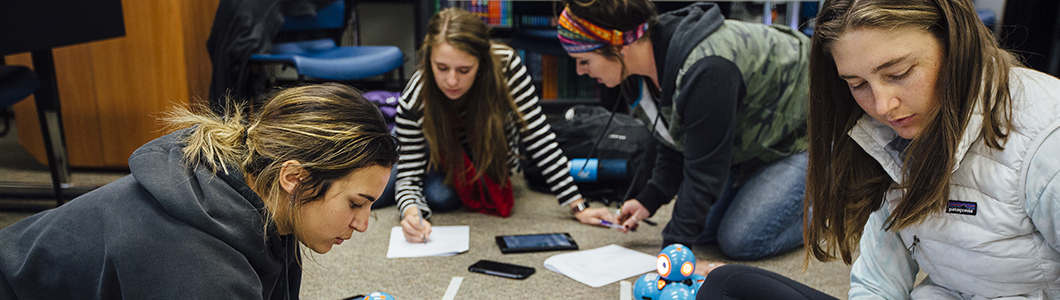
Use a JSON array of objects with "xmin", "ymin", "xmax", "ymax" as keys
[
  {"xmin": 804, "ymin": 0, "xmax": 1020, "ymax": 264},
  {"xmin": 163, "ymin": 83, "xmax": 399, "ymax": 242},
  {"xmin": 416, "ymin": 8, "xmax": 524, "ymax": 186}
]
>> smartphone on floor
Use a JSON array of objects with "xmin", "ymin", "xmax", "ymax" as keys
[{"xmin": 468, "ymin": 260, "xmax": 536, "ymax": 279}]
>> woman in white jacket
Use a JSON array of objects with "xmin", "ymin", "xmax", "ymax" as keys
[
  {"xmin": 700, "ymin": 0, "xmax": 1060, "ymax": 299},
  {"xmin": 798, "ymin": 0, "xmax": 1060, "ymax": 299}
]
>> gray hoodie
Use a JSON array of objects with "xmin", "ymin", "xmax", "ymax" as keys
[{"xmin": 0, "ymin": 128, "xmax": 299, "ymax": 299}]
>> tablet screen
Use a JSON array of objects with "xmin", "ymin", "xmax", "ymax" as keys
[{"xmin": 501, "ymin": 233, "xmax": 573, "ymax": 248}]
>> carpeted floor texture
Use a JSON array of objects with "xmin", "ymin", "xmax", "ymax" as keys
[{"xmin": 0, "ymin": 124, "xmax": 852, "ymax": 299}]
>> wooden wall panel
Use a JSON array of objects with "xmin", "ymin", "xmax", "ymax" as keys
[
  {"xmin": 92, "ymin": 0, "xmax": 190, "ymax": 166},
  {"xmin": 8, "ymin": 0, "xmax": 218, "ymax": 168},
  {"xmin": 183, "ymin": 0, "xmax": 220, "ymax": 105},
  {"xmin": 7, "ymin": 54, "xmax": 45, "ymax": 166},
  {"xmin": 7, "ymin": 48, "xmax": 106, "ymax": 168},
  {"xmin": 53, "ymin": 46, "xmax": 107, "ymax": 167}
]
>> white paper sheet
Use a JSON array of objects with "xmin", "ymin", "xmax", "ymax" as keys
[
  {"xmin": 386, "ymin": 225, "xmax": 470, "ymax": 258},
  {"xmin": 543, "ymin": 244, "xmax": 657, "ymax": 288}
]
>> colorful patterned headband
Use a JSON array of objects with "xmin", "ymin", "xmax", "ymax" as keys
[{"xmin": 557, "ymin": 7, "xmax": 649, "ymax": 53}]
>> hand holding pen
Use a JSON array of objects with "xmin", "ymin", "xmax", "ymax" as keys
[
  {"xmin": 615, "ymin": 199, "xmax": 653, "ymax": 233},
  {"xmin": 400, "ymin": 205, "xmax": 432, "ymax": 243},
  {"xmin": 570, "ymin": 200, "xmax": 619, "ymax": 228}
]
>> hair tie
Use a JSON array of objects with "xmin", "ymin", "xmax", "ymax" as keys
[{"xmin": 557, "ymin": 6, "xmax": 649, "ymax": 53}]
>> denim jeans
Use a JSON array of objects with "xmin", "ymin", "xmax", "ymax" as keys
[
  {"xmin": 371, "ymin": 166, "xmax": 463, "ymax": 213},
  {"xmin": 694, "ymin": 151, "xmax": 807, "ymax": 261}
]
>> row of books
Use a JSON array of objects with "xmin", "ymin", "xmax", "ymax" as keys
[
  {"xmin": 518, "ymin": 15, "xmax": 557, "ymax": 28},
  {"xmin": 518, "ymin": 50, "xmax": 600, "ymax": 101},
  {"xmin": 428, "ymin": 1, "xmax": 599, "ymax": 101},
  {"xmin": 435, "ymin": 0, "xmax": 515, "ymax": 27}
]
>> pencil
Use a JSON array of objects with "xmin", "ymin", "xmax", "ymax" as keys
[{"xmin": 416, "ymin": 209, "xmax": 427, "ymax": 243}]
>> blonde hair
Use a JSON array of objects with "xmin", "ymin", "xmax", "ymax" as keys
[
  {"xmin": 162, "ymin": 83, "xmax": 398, "ymax": 242},
  {"xmin": 804, "ymin": 0, "xmax": 1020, "ymax": 264}
]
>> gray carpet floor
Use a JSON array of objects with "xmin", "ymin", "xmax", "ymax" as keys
[{"xmin": 0, "ymin": 124, "xmax": 853, "ymax": 299}]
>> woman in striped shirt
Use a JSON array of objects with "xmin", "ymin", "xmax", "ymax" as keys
[{"xmin": 381, "ymin": 8, "xmax": 613, "ymax": 243}]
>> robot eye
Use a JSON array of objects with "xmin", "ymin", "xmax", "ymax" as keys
[
  {"xmin": 681, "ymin": 261, "xmax": 694, "ymax": 276},
  {"xmin": 656, "ymin": 254, "xmax": 671, "ymax": 276}
]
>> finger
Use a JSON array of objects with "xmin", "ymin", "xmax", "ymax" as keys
[
  {"xmin": 619, "ymin": 221, "xmax": 635, "ymax": 233},
  {"xmin": 622, "ymin": 217, "xmax": 639, "ymax": 232},
  {"xmin": 637, "ymin": 213, "xmax": 650, "ymax": 225},
  {"xmin": 409, "ymin": 217, "xmax": 424, "ymax": 231},
  {"xmin": 402, "ymin": 227, "xmax": 423, "ymax": 243},
  {"xmin": 422, "ymin": 222, "xmax": 432, "ymax": 239},
  {"xmin": 615, "ymin": 209, "xmax": 631, "ymax": 223},
  {"xmin": 599, "ymin": 213, "xmax": 617, "ymax": 223},
  {"xmin": 401, "ymin": 219, "xmax": 423, "ymax": 236},
  {"xmin": 591, "ymin": 218, "xmax": 611, "ymax": 228},
  {"xmin": 591, "ymin": 209, "xmax": 617, "ymax": 223},
  {"xmin": 404, "ymin": 232, "xmax": 421, "ymax": 243}
]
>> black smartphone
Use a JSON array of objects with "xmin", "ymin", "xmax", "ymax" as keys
[
  {"xmin": 495, "ymin": 232, "xmax": 579, "ymax": 254},
  {"xmin": 468, "ymin": 260, "xmax": 536, "ymax": 279}
]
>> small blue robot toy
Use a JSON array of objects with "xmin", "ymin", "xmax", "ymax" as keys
[
  {"xmin": 364, "ymin": 292, "xmax": 395, "ymax": 300},
  {"xmin": 632, "ymin": 243, "xmax": 700, "ymax": 300}
]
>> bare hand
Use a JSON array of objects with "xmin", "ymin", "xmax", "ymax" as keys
[
  {"xmin": 616, "ymin": 199, "xmax": 650, "ymax": 232},
  {"xmin": 574, "ymin": 207, "xmax": 617, "ymax": 228},
  {"xmin": 400, "ymin": 206, "xmax": 432, "ymax": 243}
]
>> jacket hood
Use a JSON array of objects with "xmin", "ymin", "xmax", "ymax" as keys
[
  {"xmin": 127, "ymin": 128, "xmax": 286, "ymax": 260},
  {"xmin": 653, "ymin": 2, "xmax": 724, "ymax": 99}
]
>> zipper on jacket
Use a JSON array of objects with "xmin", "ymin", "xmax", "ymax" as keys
[{"xmin": 907, "ymin": 235, "xmax": 920, "ymax": 257}]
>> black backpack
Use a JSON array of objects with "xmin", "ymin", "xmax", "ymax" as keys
[{"xmin": 523, "ymin": 105, "xmax": 656, "ymax": 205}]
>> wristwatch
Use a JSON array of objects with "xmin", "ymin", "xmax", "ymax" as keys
[{"xmin": 570, "ymin": 201, "xmax": 589, "ymax": 216}]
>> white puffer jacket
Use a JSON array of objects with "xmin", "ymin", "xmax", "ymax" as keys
[{"xmin": 847, "ymin": 68, "xmax": 1060, "ymax": 300}]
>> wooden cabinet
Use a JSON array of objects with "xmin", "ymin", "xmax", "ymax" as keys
[{"xmin": 5, "ymin": 0, "xmax": 219, "ymax": 168}]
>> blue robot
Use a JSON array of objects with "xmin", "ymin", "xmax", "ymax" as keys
[
  {"xmin": 658, "ymin": 282, "xmax": 695, "ymax": 300},
  {"xmin": 632, "ymin": 272, "xmax": 664, "ymax": 300},
  {"xmin": 689, "ymin": 274, "xmax": 706, "ymax": 293},
  {"xmin": 364, "ymin": 292, "xmax": 395, "ymax": 300},
  {"xmin": 657, "ymin": 243, "xmax": 696, "ymax": 281}
]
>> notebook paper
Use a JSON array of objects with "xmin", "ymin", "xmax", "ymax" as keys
[
  {"xmin": 386, "ymin": 226, "xmax": 469, "ymax": 258},
  {"xmin": 543, "ymin": 244, "xmax": 656, "ymax": 287}
]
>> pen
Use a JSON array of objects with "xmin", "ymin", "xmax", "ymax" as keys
[
  {"xmin": 615, "ymin": 209, "xmax": 657, "ymax": 226},
  {"xmin": 599, "ymin": 220, "xmax": 625, "ymax": 229},
  {"xmin": 416, "ymin": 209, "xmax": 427, "ymax": 243}
]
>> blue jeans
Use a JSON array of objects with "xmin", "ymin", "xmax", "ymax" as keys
[
  {"xmin": 695, "ymin": 151, "xmax": 807, "ymax": 261},
  {"xmin": 371, "ymin": 167, "xmax": 463, "ymax": 213}
]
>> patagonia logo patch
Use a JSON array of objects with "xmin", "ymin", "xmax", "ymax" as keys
[{"xmin": 946, "ymin": 200, "xmax": 977, "ymax": 215}]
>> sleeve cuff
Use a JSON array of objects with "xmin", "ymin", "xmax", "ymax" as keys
[{"xmin": 636, "ymin": 185, "xmax": 670, "ymax": 217}]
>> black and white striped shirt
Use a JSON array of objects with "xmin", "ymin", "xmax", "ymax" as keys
[{"xmin": 394, "ymin": 44, "xmax": 582, "ymax": 218}]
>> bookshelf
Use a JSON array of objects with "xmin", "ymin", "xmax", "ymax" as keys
[{"xmin": 423, "ymin": 0, "xmax": 822, "ymax": 113}]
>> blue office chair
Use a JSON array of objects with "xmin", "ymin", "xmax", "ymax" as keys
[
  {"xmin": 0, "ymin": 65, "xmax": 40, "ymax": 137},
  {"xmin": 250, "ymin": 0, "xmax": 404, "ymax": 86}
]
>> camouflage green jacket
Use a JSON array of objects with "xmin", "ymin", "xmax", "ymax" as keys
[
  {"xmin": 632, "ymin": 1, "xmax": 812, "ymax": 246},
  {"xmin": 642, "ymin": 19, "xmax": 810, "ymax": 166}
]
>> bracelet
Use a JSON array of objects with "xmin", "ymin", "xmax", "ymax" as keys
[{"xmin": 570, "ymin": 201, "xmax": 589, "ymax": 216}]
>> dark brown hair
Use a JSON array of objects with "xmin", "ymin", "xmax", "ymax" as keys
[
  {"xmin": 805, "ymin": 0, "xmax": 1019, "ymax": 264},
  {"xmin": 416, "ymin": 8, "xmax": 525, "ymax": 186},
  {"xmin": 563, "ymin": 0, "xmax": 658, "ymax": 96},
  {"xmin": 562, "ymin": 0, "xmax": 658, "ymax": 59}
]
